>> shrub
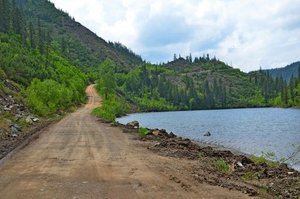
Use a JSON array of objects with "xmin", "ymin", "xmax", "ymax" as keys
[
  {"xmin": 214, "ymin": 159, "xmax": 230, "ymax": 173},
  {"xmin": 92, "ymin": 94, "xmax": 128, "ymax": 122},
  {"xmin": 138, "ymin": 127, "xmax": 149, "ymax": 137}
]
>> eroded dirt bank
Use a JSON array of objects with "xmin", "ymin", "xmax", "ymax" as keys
[{"xmin": 0, "ymin": 85, "xmax": 253, "ymax": 199}]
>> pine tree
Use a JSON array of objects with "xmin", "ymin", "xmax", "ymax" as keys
[
  {"xmin": 29, "ymin": 22, "xmax": 35, "ymax": 48},
  {"xmin": 298, "ymin": 65, "xmax": 300, "ymax": 80},
  {"xmin": 11, "ymin": 0, "xmax": 26, "ymax": 45},
  {"xmin": 38, "ymin": 19, "xmax": 45, "ymax": 54},
  {"xmin": 12, "ymin": 1, "xmax": 22, "ymax": 34},
  {"xmin": 45, "ymin": 30, "xmax": 51, "ymax": 66},
  {"xmin": 206, "ymin": 54, "xmax": 210, "ymax": 61},
  {"xmin": 290, "ymin": 75, "xmax": 295, "ymax": 102},
  {"xmin": 189, "ymin": 53, "xmax": 192, "ymax": 63},
  {"xmin": 61, "ymin": 37, "xmax": 66, "ymax": 54},
  {"xmin": 0, "ymin": 0, "xmax": 10, "ymax": 33}
]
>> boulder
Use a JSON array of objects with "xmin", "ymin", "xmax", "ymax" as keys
[
  {"xmin": 10, "ymin": 124, "xmax": 21, "ymax": 134},
  {"xmin": 25, "ymin": 116, "xmax": 33, "ymax": 125},
  {"xmin": 126, "ymin": 121, "xmax": 139, "ymax": 129},
  {"xmin": 25, "ymin": 116, "xmax": 39, "ymax": 124},
  {"xmin": 10, "ymin": 124, "xmax": 21, "ymax": 131},
  {"xmin": 12, "ymin": 133, "xmax": 18, "ymax": 138},
  {"xmin": 152, "ymin": 130, "xmax": 160, "ymax": 136},
  {"xmin": 4, "ymin": 107, "xmax": 11, "ymax": 111},
  {"xmin": 169, "ymin": 132, "xmax": 177, "ymax": 138},
  {"xmin": 32, "ymin": 117, "xmax": 39, "ymax": 122},
  {"xmin": 236, "ymin": 161, "xmax": 244, "ymax": 168},
  {"xmin": 204, "ymin": 131, "xmax": 211, "ymax": 136}
]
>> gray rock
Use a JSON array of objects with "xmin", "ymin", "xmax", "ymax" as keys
[
  {"xmin": 126, "ymin": 121, "xmax": 139, "ymax": 129},
  {"xmin": 32, "ymin": 117, "xmax": 39, "ymax": 122},
  {"xmin": 25, "ymin": 116, "xmax": 33, "ymax": 124},
  {"xmin": 11, "ymin": 127, "xmax": 19, "ymax": 134},
  {"xmin": 15, "ymin": 114, "xmax": 23, "ymax": 120},
  {"xmin": 4, "ymin": 107, "xmax": 11, "ymax": 111},
  {"xmin": 10, "ymin": 124, "xmax": 21, "ymax": 133},
  {"xmin": 236, "ymin": 161, "xmax": 244, "ymax": 168}
]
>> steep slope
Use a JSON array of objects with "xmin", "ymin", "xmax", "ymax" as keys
[
  {"xmin": 20, "ymin": 0, "xmax": 143, "ymax": 71},
  {"xmin": 265, "ymin": 61, "xmax": 300, "ymax": 82}
]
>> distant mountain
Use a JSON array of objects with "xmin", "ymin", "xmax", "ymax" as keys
[{"xmin": 265, "ymin": 61, "xmax": 300, "ymax": 82}]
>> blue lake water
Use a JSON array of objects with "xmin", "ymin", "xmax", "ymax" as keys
[{"xmin": 117, "ymin": 108, "xmax": 300, "ymax": 170}]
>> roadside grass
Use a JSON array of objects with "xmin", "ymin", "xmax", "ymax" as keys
[
  {"xmin": 242, "ymin": 171, "xmax": 261, "ymax": 181},
  {"xmin": 138, "ymin": 127, "xmax": 150, "ymax": 137},
  {"xmin": 214, "ymin": 159, "xmax": 230, "ymax": 173},
  {"xmin": 250, "ymin": 154, "xmax": 280, "ymax": 168}
]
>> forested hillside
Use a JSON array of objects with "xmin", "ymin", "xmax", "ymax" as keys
[
  {"xmin": 0, "ymin": 0, "xmax": 87, "ymax": 117},
  {"xmin": 15, "ymin": 0, "xmax": 144, "ymax": 70},
  {"xmin": 94, "ymin": 55, "xmax": 300, "ymax": 121}
]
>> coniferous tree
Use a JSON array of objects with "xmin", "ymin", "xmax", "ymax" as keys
[
  {"xmin": 11, "ymin": 0, "xmax": 26, "ymax": 45},
  {"xmin": 0, "ymin": 0, "xmax": 10, "ymax": 33},
  {"xmin": 173, "ymin": 54, "xmax": 177, "ymax": 61},
  {"xmin": 38, "ymin": 19, "xmax": 45, "ymax": 54},
  {"xmin": 298, "ymin": 65, "xmax": 300, "ymax": 80},
  {"xmin": 29, "ymin": 22, "xmax": 35, "ymax": 48},
  {"xmin": 290, "ymin": 75, "xmax": 295, "ymax": 103},
  {"xmin": 61, "ymin": 37, "xmax": 66, "ymax": 54},
  {"xmin": 12, "ymin": 1, "xmax": 21, "ymax": 34},
  {"xmin": 189, "ymin": 53, "xmax": 192, "ymax": 63}
]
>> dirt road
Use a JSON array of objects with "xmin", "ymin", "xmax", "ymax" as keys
[{"xmin": 0, "ymin": 85, "xmax": 253, "ymax": 199}]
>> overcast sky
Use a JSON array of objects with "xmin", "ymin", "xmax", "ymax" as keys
[{"xmin": 50, "ymin": 0, "xmax": 300, "ymax": 72}]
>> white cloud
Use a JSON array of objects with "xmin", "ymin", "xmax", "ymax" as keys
[{"xmin": 50, "ymin": 0, "xmax": 300, "ymax": 72}]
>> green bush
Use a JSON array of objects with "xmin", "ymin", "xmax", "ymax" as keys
[
  {"xmin": 26, "ymin": 79, "xmax": 73, "ymax": 116},
  {"xmin": 138, "ymin": 127, "xmax": 149, "ymax": 137},
  {"xmin": 214, "ymin": 159, "xmax": 230, "ymax": 173},
  {"xmin": 92, "ymin": 94, "xmax": 128, "ymax": 122}
]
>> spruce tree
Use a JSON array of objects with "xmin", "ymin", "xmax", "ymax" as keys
[
  {"xmin": 29, "ymin": 22, "xmax": 35, "ymax": 48},
  {"xmin": 38, "ymin": 19, "xmax": 45, "ymax": 54},
  {"xmin": 0, "ymin": 0, "xmax": 10, "ymax": 33},
  {"xmin": 298, "ymin": 65, "xmax": 300, "ymax": 80}
]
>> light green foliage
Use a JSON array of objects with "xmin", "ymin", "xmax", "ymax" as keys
[
  {"xmin": 92, "ymin": 60, "xmax": 129, "ymax": 122},
  {"xmin": 26, "ymin": 79, "xmax": 73, "ymax": 116},
  {"xmin": 0, "ymin": 31, "xmax": 87, "ymax": 116},
  {"xmin": 96, "ymin": 59, "xmax": 117, "ymax": 99},
  {"xmin": 242, "ymin": 171, "xmax": 260, "ymax": 181},
  {"xmin": 135, "ymin": 97, "xmax": 176, "ymax": 112},
  {"xmin": 92, "ymin": 95, "xmax": 128, "ymax": 122},
  {"xmin": 138, "ymin": 127, "xmax": 150, "ymax": 137},
  {"xmin": 250, "ymin": 153, "xmax": 280, "ymax": 168},
  {"xmin": 214, "ymin": 159, "xmax": 230, "ymax": 173}
]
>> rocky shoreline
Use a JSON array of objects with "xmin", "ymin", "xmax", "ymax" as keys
[{"xmin": 118, "ymin": 121, "xmax": 300, "ymax": 198}]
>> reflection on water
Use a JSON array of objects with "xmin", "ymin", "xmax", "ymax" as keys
[{"xmin": 117, "ymin": 108, "xmax": 300, "ymax": 171}]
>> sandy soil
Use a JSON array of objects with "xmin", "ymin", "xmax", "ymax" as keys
[{"xmin": 0, "ymin": 85, "xmax": 254, "ymax": 199}]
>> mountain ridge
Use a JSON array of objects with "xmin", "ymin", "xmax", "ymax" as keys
[{"xmin": 264, "ymin": 61, "xmax": 300, "ymax": 82}]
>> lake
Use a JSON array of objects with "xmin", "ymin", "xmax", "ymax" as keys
[{"xmin": 117, "ymin": 108, "xmax": 300, "ymax": 171}]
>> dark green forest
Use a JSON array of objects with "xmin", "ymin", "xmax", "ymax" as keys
[{"xmin": 0, "ymin": 0, "xmax": 299, "ymax": 121}]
